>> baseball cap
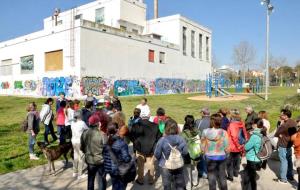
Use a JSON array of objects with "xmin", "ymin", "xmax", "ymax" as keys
[{"xmin": 88, "ymin": 114, "xmax": 100, "ymax": 126}]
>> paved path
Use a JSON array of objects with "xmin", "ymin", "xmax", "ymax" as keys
[{"xmin": 0, "ymin": 157, "xmax": 297, "ymax": 190}]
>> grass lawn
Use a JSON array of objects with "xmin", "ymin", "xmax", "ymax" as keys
[{"xmin": 0, "ymin": 86, "xmax": 299, "ymax": 174}]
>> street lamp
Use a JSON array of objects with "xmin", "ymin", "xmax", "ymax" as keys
[{"xmin": 261, "ymin": 0, "xmax": 274, "ymax": 101}]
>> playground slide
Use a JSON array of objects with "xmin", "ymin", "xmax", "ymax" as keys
[
  {"xmin": 219, "ymin": 88, "xmax": 233, "ymax": 97},
  {"xmin": 212, "ymin": 87, "xmax": 233, "ymax": 98}
]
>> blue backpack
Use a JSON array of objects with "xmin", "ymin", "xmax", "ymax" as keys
[{"xmin": 238, "ymin": 128, "xmax": 246, "ymax": 145}]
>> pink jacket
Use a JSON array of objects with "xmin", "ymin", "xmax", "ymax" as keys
[
  {"xmin": 227, "ymin": 121, "xmax": 248, "ymax": 153},
  {"xmin": 56, "ymin": 107, "xmax": 65, "ymax": 126}
]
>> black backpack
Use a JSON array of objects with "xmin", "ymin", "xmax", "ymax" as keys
[{"xmin": 256, "ymin": 135, "xmax": 273, "ymax": 161}]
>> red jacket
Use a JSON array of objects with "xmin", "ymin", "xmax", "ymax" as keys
[{"xmin": 227, "ymin": 121, "xmax": 248, "ymax": 153}]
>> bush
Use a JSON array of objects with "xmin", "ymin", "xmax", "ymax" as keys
[{"xmin": 283, "ymin": 94, "xmax": 300, "ymax": 111}]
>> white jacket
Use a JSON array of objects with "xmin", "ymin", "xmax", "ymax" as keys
[
  {"xmin": 40, "ymin": 104, "xmax": 53, "ymax": 125},
  {"xmin": 71, "ymin": 120, "xmax": 88, "ymax": 144}
]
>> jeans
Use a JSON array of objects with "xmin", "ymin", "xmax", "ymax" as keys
[
  {"xmin": 242, "ymin": 160, "xmax": 261, "ymax": 190},
  {"xmin": 28, "ymin": 133, "xmax": 36, "ymax": 154},
  {"xmin": 72, "ymin": 143, "xmax": 85, "ymax": 175},
  {"xmin": 161, "ymin": 167, "xmax": 185, "ymax": 190},
  {"xmin": 87, "ymin": 164, "xmax": 106, "ymax": 190},
  {"xmin": 111, "ymin": 174, "xmax": 127, "ymax": 190},
  {"xmin": 44, "ymin": 121, "xmax": 57, "ymax": 143},
  {"xmin": 57, "ymin": 125, "xmax": 66, "ymax": 144},
  {"xmin": 197, "ymin": 155, "xmax": 207, "ymax": 177},
  {"xmin": 207, "ymin": 158, "xmax": 228, "ymax": 190},
  {"xmin": 227, "ymin": 152, "xmax": 241, "ymax": 178},
  {"xmin": 278, "ymin": 147, "xmax": 293, "ymax": 181},
  {"xmin": 136, "ymin": 152, "xmax": 155, "ymax": 183}
]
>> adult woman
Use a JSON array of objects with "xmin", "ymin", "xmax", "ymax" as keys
[
  {"xmin": 226, "ymin": 109, "xmax": 248, "ymax": 181},
  {"xmin": 71, "ymin": 110, "xmax": 88, "ymax": 179},
  {"xmin": 243, "ymin": 118, "xmax": 263, "ymax": 190},
  {"xmin": 40, "ymin": 98, "xmax": 57, "ymax": 145},
  {"xmin": 201, "ymin": 113, "xmax": 229, "ymax": 190},
  {"xmin": 154, "ymin": 119, "xmax": 188, "ymax": 190},
  {"xmin": 103, "ymin": 123, "xmax": 132, "ymax": 190},
  {"xmin": 258, "ymin": 111, "xmax": 271, "ymax": 134},
  {"xmin": 26, "ymin": 102, "xmax": 40, "ymax": 160},
  {"xmin": 219, "ymin": 108, "xmax": 230, "ymax": 131},
  {"xmin": 112, "ymin": 112, "xmax": 128, "ymax": 138},
  {"xmin": 65, "ymin": 100, "xmax": 75, "ymax": 142},
  {"xmin": 56, "ymin": 101, "xmax": 66, "ymax": 144}
]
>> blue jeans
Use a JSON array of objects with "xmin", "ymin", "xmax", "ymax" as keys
[
  {"xmin": 278, "ymin": 147, "xmax": 293, "ymax": 181},
  {"xmin": 57, "ymin": 125, "xmax": 66, "ymax": 144},
  {"xmin": 161, "ymin": 167, "xmax": 185, "ymax": 190},
  {"xmin": 197, "ymin": 155, "xmax": 207, "ymax": 177},
  {"xmin": 28, "ymin": 133, "xmax": 36, "ymax": 154},
  {"xmin": 111, "ymin": 174, "xmax": 127, "ymax": 190},
  {"xmin": 87, "ymin": 164, "xmax": 106, "ymax": 190},
  {"xmin": 207, "ymin": 158, "xmax": 228, "ymax": 190},
  {"xmin": 44, "ymin": 121, "xmax": 57, "ymax": 143}
]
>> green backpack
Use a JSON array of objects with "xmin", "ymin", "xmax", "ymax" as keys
[
  {"xmin": 184, "ymin": 131, "xmax": 202, "ymax": 160},
  {"xmin": 158, "ymin": 119, "xmax": 166, "ymax": 134}
]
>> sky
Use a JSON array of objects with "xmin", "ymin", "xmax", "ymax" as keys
[{"xmin": 0, "ymin": 0, "xmax": 299, "ymax": 68}]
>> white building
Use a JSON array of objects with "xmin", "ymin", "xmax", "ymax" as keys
[{"xmin": 0, "ymin": 0, "xmax": 212, "ymax": 97}]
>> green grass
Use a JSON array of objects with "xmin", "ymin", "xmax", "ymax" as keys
[{"xmin": 0, "ymin": 87, "xmax": 299, "ymax": 174}]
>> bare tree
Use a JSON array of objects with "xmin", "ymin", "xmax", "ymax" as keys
[{"xmin": 232, "ymin": 41, "xmax": 256, "ymax": 84}]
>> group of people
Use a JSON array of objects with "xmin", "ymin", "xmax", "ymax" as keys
[{"xmin": 24, "ymin": 93, "xmax": 300, "ymax": 190}]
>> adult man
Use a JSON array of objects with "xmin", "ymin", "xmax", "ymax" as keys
[
  {"xmin": 56, "ymin": 92, "xmax": 66, "ymax": 112},
  {"xmin": 275, "ymin": 109, "xmax": 297, "ymax": 184},
  {"xmin": 81, "ymin": 113, "xmax": 107, "ymax": 190},
  {"xmin": 130, "ymin": 116, "xmax": 162, "ymax": 185},
  {"xmin": 245, "ymin": 106, "xmax": 258, "ymax": 132},
  {"xmin": 136, "ymin": 98, "xmax": 151, "ymax": 118},
  {"xmin": 195, "ymin": 107, "xmax": 211, "ymax": 178}
]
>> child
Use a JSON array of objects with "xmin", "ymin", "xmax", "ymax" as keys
[{"xmin": 56, "ymin": 101, "xmax": 66, "ymax": 144}]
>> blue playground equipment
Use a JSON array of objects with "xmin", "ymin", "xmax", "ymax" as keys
[
  {"xmin": 205, "ymin": 73, "xmax": 232, "ymax": 98},
  {"xmin": 235, "ymin": 79, "xmax": 243, "ymax": 93}
]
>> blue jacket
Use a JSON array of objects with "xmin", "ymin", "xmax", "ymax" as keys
[
  {"xmin": 245, "ymin": 128, "xmax": 262, "ymax": 162},
  {"xmin": 103, "ymin": 136, "xmax": 131, "ymax": 175},
  {"xmin": 154, "ymin": 135, "xmax": 188, "ymax": 168}
]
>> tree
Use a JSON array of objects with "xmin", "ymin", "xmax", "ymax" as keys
[
  {"xmin": 232, "ymin": 41, "xmax": 256, "ymax": 85},
  {"xmin": 294, "ymin": 60, "xmax": 300, "ymax": 85}
]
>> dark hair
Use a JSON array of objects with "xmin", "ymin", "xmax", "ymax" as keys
[
  {"xmin": 281, "ymin": 109, "xmax": 292, "ymax": 118},
  {"xmin": 134, "ymin": 108, "xmax": 141, "ymax": 117},
  {"xmin": 96, "ymin": 110, "xmax": 109, "ymax": 129},
  {"xmin": 142, "ymin": 97, "xmax": 147, "ymax": 103},
  {"xmin": 67, "ymin": 100, "xmax": 74, "ymax": 109},
  {"xmin": 60, "ymin": 100, "xmax": 67, "ymax": 108},
  {"xmin": 258, "ymin": 110, "xmax": 268, "ymax": 119},
  {"xmin": 26, "ymin": 102, "xmax": 37, "ymax": 112},
  {"xmin": 219, "ymin": 108, "xmax": 229, "ymax": 117},
  {"xmin": 183, "ymin": 115, "xmax": 195, "ymax": 131},
  {"xmin": 85, "ymin": 101, "xmax": 93, "ymax": 109},
  {"xmin": 156, "ymin": 107, "xmax": 165, "ymax": 116},
  {"xmin": 45, "ymin": 98, "xmax": 54, "ymax": 104},
  {"xmin": 253, "ymin": 118, "xmax": 264, "ymax": 128},
  {"xmin": 74, "ymin": 99, "xmax": 80, "ymax": 104},
  {"xmin": 165, "ymin": 118, "xmax": 178, "ymax": 135},
  {"xmin": 210, "ymin": 113, "xmax": 222, "ymax": 129},
  {"xmin": 107, "ymin": 122, "xmax": 119, "ymax": 146}
]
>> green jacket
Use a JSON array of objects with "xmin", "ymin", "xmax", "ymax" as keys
[
  {"xmin": 81, "ymin": 127, "xmax": 106, "ymax": 165},
  {"xmin": 245, "ymin": 128, "xmax": 262, "ymax": 162}
]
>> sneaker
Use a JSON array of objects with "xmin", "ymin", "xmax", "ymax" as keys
[
  {"xmin": 77, "ymin": 174, "xmax": 88, "ymax": 180},
  {"xmin": 135, "ymin": 179, "xmax": 144, "ymax": 185},
  {"xmin": 72, "ymin": 173, "xmax": 78, "ymax": 178},
  {"xmin": 287, "ymin": 177, "xmax": 296, "ymax": 182},
  {"xmin": 29, "ymin": 154, "xmax": 39, "ymax": 160},
  {"xmin": 278, "ymin": 179, "xmax": 288, "ymax": 184}
]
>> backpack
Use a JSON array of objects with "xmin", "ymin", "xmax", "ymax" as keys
[
  {"xmin": 128, "ymin": 117, "xmax": 140, "ymax": 131},
  {"xmin": 163, "ymin": 143, "xmax": 184, "ymax": 170},
  {"xmin": 183, "ymin": 131, "xmax": 202, "ymax": 160},
  {"xmin": 256, "ymin": 135, "xmax": 273, "ymax": 161},
  {"xmin": 21, "ymin": 116, "xmax": 28, "ymax": 132},
  {"xmin": 158, "ymin": 119, "xmax": 166, "ymax": 134},
  {"xmin": 238, "ymin": 128, "xmax": 246, "ymax": 145}
]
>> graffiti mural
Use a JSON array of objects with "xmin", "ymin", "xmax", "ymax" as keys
[
  {"xmin": 155, "ymin": 78, "xmax": 185, "ymax": 94},
  {"xmin": 24, "ymin": 80, "xmax": 37, "ymax": 91},
  {"xmin": 184, "ymin": 80, "xmax": 205, "ymax": 93},
  {"xmin": 114, "ymin": 80, "xmax": 146, "ymax": 96},
  {"xmin": 42, "ymin": 76, "xmax": 77, "ymax": 97},
  {"xmin": 14, "ymin": 81, "xmax": 23, "ymax": 89},
  {"xmin": 81, "ymin": 77, "xmax": 111, "ymax": 96},
  {"xmin": 20, "ymin": 55, "xmax": 34, "ymax": 74},
  {"xmin": 1, "ymin": 82, "xmax": 10, "ymax": 89}
]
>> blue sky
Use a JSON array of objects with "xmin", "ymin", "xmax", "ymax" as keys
[{"xmin": 0, "ymin": 0, "xmax": 299, "ymax": 67}]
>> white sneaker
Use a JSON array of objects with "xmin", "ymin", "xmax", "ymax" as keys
[
  {"xmin": 77, "ymin": 174, "xmax": 88, "ymax": 180},
  {"xmin": 72, "ymin": 173, "xmax": 78, "ymax": 178},
  {"xmin": 29, "ymin": 154, "xmax": 39, "ymax": 160}
]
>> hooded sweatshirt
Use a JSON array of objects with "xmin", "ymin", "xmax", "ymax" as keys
[
  {"xmin": 227, "ymin": 120, "xmax": 248, "ymax": 153},
  {"xmin": 201, "ymin": 128, "xmax": 229, "ymax": 160},
  {"xmin": 245, "ymin": 128, "xmax": 262, "ymax": 162}
]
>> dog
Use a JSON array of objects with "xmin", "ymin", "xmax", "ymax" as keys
[{"xmin": 37, "ymin": 142, "xmax": 73, "ymax": 175}]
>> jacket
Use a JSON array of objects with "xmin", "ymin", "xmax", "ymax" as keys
[
  {"xmin": 103, "ymin": 136, "xmax": 131, "ymax": 175},
  {"xmin": 227, "ymin": 121, "xmax": 248, "ymax": 153},
  {"xmin": 71, "ymin": 120, "xmax": 88, "ymax": 144},
  {"xmin": 195, "ymin": 116, "xmax": 210, "ymax": 134},
  {"xmin": 201, "ymin": 128, "xmax": 229, "ymax": 160},
  {"xmin": 180, "ymin": 128, "xmax": 200, "ymax": 164},
  {"xmin": 245, "ymin": 112, "xmax": 258, "ymax": 131},
  {"xmin": 275, "ymin": 119, "xmax": 297, "ymax": 148},
  {"xmin": 82, "ymin": 108, "xmax": 93, "ymax": 126},
  {"xmin": 56, "ymin": 107, "xmax": 65, "ymax": 126},
  {"xmin": 291, "ymin": 132, "xmax": 300, "ymax": 158},
  {"xmin": 245, "ymin": 128, "xmax": 262, "ymax": 162},
  {"xmin": 129, "ymin": 119, "xmax": 162, "ymax": 156},
  {"xmin": 154, "ymin": 135, "xmax": 188, "ymax": 168},
  {"xmin": 39, "ymin": 104, "xmax": 53, "ymax": 125},
  {"xmin": 65, "ymin": 108, "xmax": 74, "ymax": 126},
  {"xmin": 221, "ymin": 117, "xmax": 230, "ymax": 131},
  {"xmin": 80, "ymin": 127, "xmax": 105, "ymax": 165},
  {"xmin": 26, "ymin": 111, "xmax": 40, "ymax": 134}
]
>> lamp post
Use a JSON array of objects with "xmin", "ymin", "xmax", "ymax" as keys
[{"xmin": 261, "ymin": 0, "xmax": 274, "ymax": 100}]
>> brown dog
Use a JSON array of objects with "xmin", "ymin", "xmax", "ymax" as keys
[{"xmin": 37, "ymin": 142, "xmax": 73, "ymax": 175}]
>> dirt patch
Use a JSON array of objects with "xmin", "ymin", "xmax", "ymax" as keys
[{"xmin": 188, "ymin": 95, "xmax": 249, "ymax": 102}]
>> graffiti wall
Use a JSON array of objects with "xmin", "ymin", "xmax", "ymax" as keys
[
  {"xmin": 14, "ymin": 81, "xmax": 23, "ymax": 89},
  {"xmin": 114, "ymin": 80, "xmax": 146, "ymax": 96},
  {"xmin": 42, "ymin": 76, "xmax": 79, "ymax": 97},
  {"xmin": 24, "ymin": 80, "xmax": 37, "ymax": 91},
  {"xmin": 155, "ymin": 78, "xmax": 185, "ymax": 94},
  {"xmin": 1, "ymin": 82, "xmax": 10, "ymax": 89},
  {"xmin": 81, "ymin": 77, "xmax": 111, "ymax": 96},
  {"xmin": 184, "ymin": 80, "xmax": 205, "ymax": 93}
]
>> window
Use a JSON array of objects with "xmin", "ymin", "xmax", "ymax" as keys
[
  {"xmin": 148, "ymin": 50, "xmax": 155, "ymax": 63},
  {"xmin": 45, "ymin": 50, "xmax": 63, "ymax": 71},
  {"xmin": 206, "ymin": 37, "xmax": 210, "ymax": 61},
  {"xmin": 0, "ymin": 59, "xmax": 13, "ymax": 76},
  {"xmin": 75, "ymin": 14, "xmax": 82, "ymax": 20},
  {"xmin": 120, "ymin": 25, "xmax": 127, "ymax": 31},
  {"xmin": 20, "ymin": 55, "xmax": 34, "ymax": 74},
  {"xmin": 132, "ymin": 29, "xmax": 139, "ymax": 34},
  {"xmin": 182, "ymin": 27, "xmax": 187, "ymax": 55},
  {"xmin": 57, "ymin": 20, "xmax": 63, "ymax": 25},
  {"xmin": 199, "ymin": 34, "xmax": 203, "ymax": 60},
  {"xmin": 95, "ymin": 7, "xmax": 105, "ymax": 24},
  {"xmin": 159, "ymin": 52, "xmax": 166, "ymax": 64},
  {"xmin": 191, "ymin": 30, "xmax": 195, "ymax": 58}
]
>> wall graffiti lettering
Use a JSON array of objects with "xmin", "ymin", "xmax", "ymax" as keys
[
  {"xmin": 24, "ymin": 80, "xmax": 37, "ymax": 91},
  {"xmin": 1, "ymin": 82, "xmax": 10, "ymax": 89},
  {"xmin": 155, "ymin": 78, "xmax": 185, "ymax": 94},
  {"xmin": 114, "ymin": 80, "xmax": 146, "ymax": 96},
  {"xmin": 81, "ymin": 77, "xmax": 110, "ymax": 96},
  {"xmin": 42, "ymin": 76, "xmax": 76, "ymax": 97},
  {"xmin": 14, "ymin": 81, "xmax": 23, "ymax": 89},
  {"xmin": 184, "ymin": 80, "xmax": 205, "ymax": 93}
]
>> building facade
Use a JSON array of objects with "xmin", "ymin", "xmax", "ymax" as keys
[{"xmin": 0, "ymin": 0, "xmax": 212, "ymax": 97}]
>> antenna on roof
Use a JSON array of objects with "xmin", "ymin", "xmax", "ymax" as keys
[{"xmin": 53, "ymin": 8, "xmax": 61, "ymax": 26}]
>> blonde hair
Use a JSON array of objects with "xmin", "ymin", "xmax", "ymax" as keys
[
  {"xmin": 258, "ymin": 111, "xmax": 268, "ymax": 120},
  {"xmin": 26, "ymin": 102, "xmax": 37, "ymax": 112},
  {"xmin": 112, "ymin": 112, "xmax": 126, "ymax": 127}
]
